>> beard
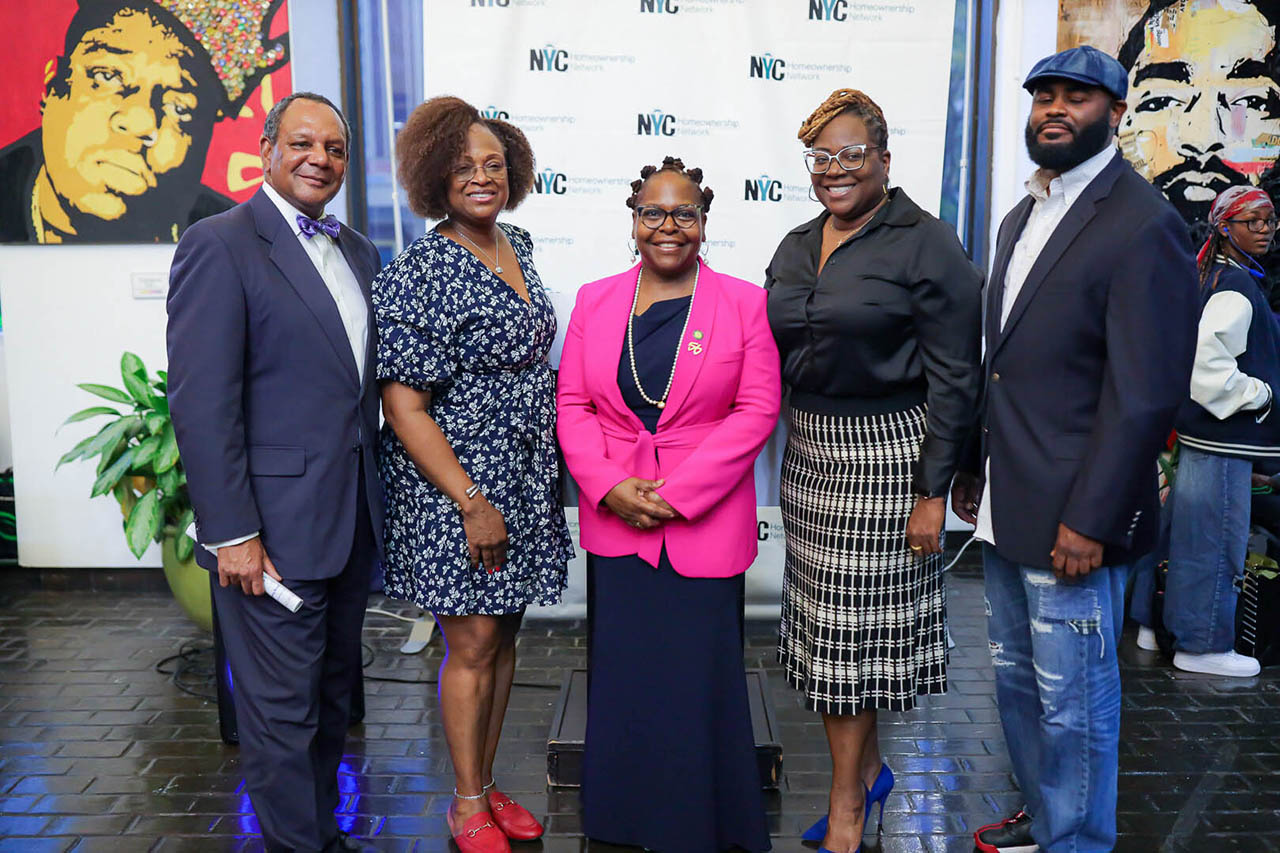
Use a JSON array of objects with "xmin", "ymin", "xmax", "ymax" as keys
[{"xmin": 1024, "ymin": 110, "xmax": 1115, "ymax": 172}]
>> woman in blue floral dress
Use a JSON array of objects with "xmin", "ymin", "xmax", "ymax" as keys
[{"xmin": 374, "ymin": 96, "xmax": 572, "ymax": 853}]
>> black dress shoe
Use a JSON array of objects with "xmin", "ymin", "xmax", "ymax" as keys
[{"xmin": 330, "ymin": 831, "xmax": 376, "ymax": 853}]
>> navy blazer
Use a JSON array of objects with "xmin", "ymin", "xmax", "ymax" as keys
[
  {"xmin": 167, "ymin": 189, "xmax": 385, "ymax": 580},
  {"xmin": 971, "ymin": 152, "xmax": 1198, "ymax": 570}
]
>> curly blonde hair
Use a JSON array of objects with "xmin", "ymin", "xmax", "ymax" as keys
[{"xmin": 797, "ymin": 88, "xmax": 888, "ymax": 149}]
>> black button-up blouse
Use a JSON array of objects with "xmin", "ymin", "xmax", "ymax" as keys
[{"xmin": 765, "ymin": 187, "xmax": 982, "ymax": 497}]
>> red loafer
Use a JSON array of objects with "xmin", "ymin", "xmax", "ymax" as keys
[
  {"xmin": 450, "ymin": 809, "xmax": 511, "ymax": 853},
  {"xmin": 487, "ymin": 789, "xmax": 544, "ymax": 841}
]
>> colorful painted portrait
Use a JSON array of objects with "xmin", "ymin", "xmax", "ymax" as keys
[
  {"xmin": 0, "ymin": 0, "xmax": 290, "ymax": 244},
  {"xmin": 1060, "ymin": 0, "xmax": 1280, "ymax": 239}
]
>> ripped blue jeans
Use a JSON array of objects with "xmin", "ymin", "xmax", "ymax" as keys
[{"xmin": 983, "ymin": 545, "xmax": 1128, "ymax": 853}]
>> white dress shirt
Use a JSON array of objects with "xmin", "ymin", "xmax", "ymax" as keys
[
  {"xmin": 974, "ymin": 144, "xmax": 1118, "ymax": 546},
  {"xmin": 202, "ymin": 183, "xmax": 368, "ymax": 553}
]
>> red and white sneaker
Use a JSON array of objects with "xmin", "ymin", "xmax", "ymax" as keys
[{"xmin": 974, "ymin": 808, "xmax": 1039, "ymax": 853}]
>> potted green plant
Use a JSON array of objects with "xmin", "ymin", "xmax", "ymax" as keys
[{"xmin": 57, "ymin": 352, "xmax": 211, "ymax": 631}]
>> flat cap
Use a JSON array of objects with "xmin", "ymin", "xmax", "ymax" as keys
[{"xmin": 1024, "ymin": 45, "xmax": 1128, "ymax": 101}]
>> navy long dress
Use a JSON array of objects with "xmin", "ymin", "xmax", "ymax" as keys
[{"xmin": 581, "ymin": 295, "xmax": 771, "ymax": 853}]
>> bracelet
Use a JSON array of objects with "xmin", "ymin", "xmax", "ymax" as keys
[{"xmin": 465, "ymin": 483, "xmax": 480, "ymax": 500}]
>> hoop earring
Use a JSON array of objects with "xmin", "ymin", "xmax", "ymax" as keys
[
  {"xmin": 808, "ymin": 185, "xmax": 820, "ymax": 203},
  {"xmin": 699, "ymin": 242, "xmax": 710, "ymax": 261},
  {"xmin": 628, "ymin": 238, "xmax": 638, "ymax": 263}
]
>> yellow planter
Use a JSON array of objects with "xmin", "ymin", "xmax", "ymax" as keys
[{"xmin": 161, "ymin": 532, "xmax": 213, "ymax": 633}]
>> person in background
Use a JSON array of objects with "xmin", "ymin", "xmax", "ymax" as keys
[
  {"xmin": 1160, "ymin": 185, "xmax": 1278, "ymax": 677},
  {"xmin": 374, "ymin": 96, "xmax": 572, "ymax": 853},
  {"xmin": 167, "ymin": 92, "xmax": 382, "ymax": 853},
  {"xmin": 766, "ymin": 88, "xmax": 982, "ymax": 853},
  {"xmin": 557, "ymin": 157, "xmax": 778, "ymax": 853},
  {"xmin": 950, "ymin": 46, "xmax": 1199, "ymax": 853}
]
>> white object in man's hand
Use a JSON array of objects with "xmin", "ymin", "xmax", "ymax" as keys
[{"xmin": 217, "ymin": 537, "xmax": 283, "ymax": 596}]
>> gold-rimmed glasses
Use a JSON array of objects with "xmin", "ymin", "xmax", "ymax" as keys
[{"xmin": 450, "ymin": 160, "xmax": 507, "ymax": 183}]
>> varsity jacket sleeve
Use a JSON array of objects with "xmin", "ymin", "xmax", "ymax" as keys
[{"xmin": 1191, "ymin": 290, "xmax": 1273, "ymax": 420}]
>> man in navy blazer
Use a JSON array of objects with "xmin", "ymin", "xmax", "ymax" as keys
[
  {"xmin": 167, "ymin": 92, "xmax": 383, "ymax": 853},
  {"xmin": 953, "ymin": 48, "xmax": 1198, "ymax": 853}
]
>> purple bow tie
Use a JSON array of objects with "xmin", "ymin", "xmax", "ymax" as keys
[{"xmin": 297, "ymin": 213, "xmax": 340, "ymax": 239}]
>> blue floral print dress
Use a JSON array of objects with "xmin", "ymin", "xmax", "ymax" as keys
[{"xmin": 373, "ymin": 223, "xmax": 573, "ymax": 615}]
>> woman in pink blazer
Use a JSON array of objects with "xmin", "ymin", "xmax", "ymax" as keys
[{"xmin": 557, "ymin": 158, "xmax": 780, "ymax": 852}]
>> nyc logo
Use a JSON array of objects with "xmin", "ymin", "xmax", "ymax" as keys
[
  {"xmin": 481, "ymin": 106, "xmax": 510, "ymax": 120},
  {"xmin": 749, "ymin": 53, "xmax": 786, "ymax": 81},
  {"xmin": 640, "ymin": 0, "xmax": 679, "ymax": 11},
  {"xmin": 470, "ymin": 0, "xmax": 509, "ymax": 5},
  {"xmin": 636, "ymin": 109, "xmax": 676, "ymax": 137},
  {"xmin": 744, "ymin": 175, "xmax": 783, "ymax": 203},
  {"xmin": 808, "ymin": 0, "xmax": 848, "ymax": 21},
  {"xmin": 534, "ymin": 169, "xmax": 568, "ymax": 195},
  {"xmin": 529, "ymin": 44, "xmax": 569, "ymax": 72}
]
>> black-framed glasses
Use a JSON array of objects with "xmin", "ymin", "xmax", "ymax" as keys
[
  {"xmin": 1227, "ymin": 216, "xmax": 1279, "ymax": 233},
  {"xmin": 803, "ymin": 144, "xmax": 882, "ymax": 174},
  {"xmin": 635, "ymin": 204, "xmax": 703, "ymax": 230},
  {"xmin": 450, "ymin": 160, "xmax": 507, "ymax": 183}
]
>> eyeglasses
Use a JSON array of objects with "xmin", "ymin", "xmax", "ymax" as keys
[
  {"xmin": 450, "ymin": 161, "xmax": 506, "ymax": 182},
  {"xmin": 1226, "ymin": 216, "xmax": 1279, "ymax": 233},
  {"xmin": 803, "ymin": 144, "xmax": 882, "ymax": 174},
  {"xmin": 635, "ymin": 204, "xmax": 703, "ymax": 230}
]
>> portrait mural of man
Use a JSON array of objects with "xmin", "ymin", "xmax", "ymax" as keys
[
  {"xmin": 1060, "ymin": 0, "xmax": 1280, "ymax": 242},
  {"xmin": 0, "ymin": 0, "xmax": 290, "ymax": 244}
]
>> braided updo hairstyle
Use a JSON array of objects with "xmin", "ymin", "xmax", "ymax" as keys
[
  {"xmin": 797, "ymin": 88, "xmax": 888, "ymax": 149},
  {"xmin": 625, "ymin": 156, "xmax": 715, "ymax": 212}
]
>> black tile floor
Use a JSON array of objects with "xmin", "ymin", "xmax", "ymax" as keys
[{"xmin": 0, "ymin": 561, "xmax": 1277, "ymax": 853}]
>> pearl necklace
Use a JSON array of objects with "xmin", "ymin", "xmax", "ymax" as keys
[{"xmin": 626, "ymin": 263, "xmax": 698, "ymax": 410}]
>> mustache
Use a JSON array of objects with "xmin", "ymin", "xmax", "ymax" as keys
[
  {"xmin": 1152, "ymin": 155, "xmax": 1244, "ymax": 190},
  {"xmin": 1034, "ymin": 119, "xmax": 1075, "ymax": 135}
]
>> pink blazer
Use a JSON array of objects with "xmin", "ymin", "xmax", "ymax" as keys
[{"xmin": 556, "ymin": 261, "xmax": 781, "ymax": 578}]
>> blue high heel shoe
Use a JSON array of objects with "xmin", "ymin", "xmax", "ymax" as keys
[{"xmin": 802, "ymin": 763, "xmax": 895, "ymax": 845}]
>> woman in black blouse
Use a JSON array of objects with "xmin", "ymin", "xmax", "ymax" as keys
[{"xmin": 766, "ymin": 88, "xmax": 982, "ymax": 853}]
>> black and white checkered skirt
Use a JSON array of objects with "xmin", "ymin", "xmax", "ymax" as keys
[{"xmin": 777, "ymin": 404, "xmax": 948, "ymax": 715}]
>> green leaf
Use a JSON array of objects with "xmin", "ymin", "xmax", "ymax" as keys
[
  {"xmin": 122, "ymin": 371, "xmax": 155, "ymax": 408},
  {"xmin": 149, "ymin": 394, "xmax": 169, "ymax": 416},
  {"xmin": 60, "ymin": 407, "xmax": 121, "ymax": 428},
  {"xmin": 145, "ymin": 412, "xmax": 168, "ymax": 435},
  {"xmin": 156, "ymin": 370, "xmax": 167, "ymax": 382},
  {"xmin": 77, "ymin": 383, "xmax": 133, "ymax": 404},
  {"xmin": 132, "ymin": 435, "xmax": 161, "ymax": 469},
  {"xmin": 96, "ymin": 437, "xmax": 126, "ymax": 475},
  {"xmin": 91, "ymin": 447, "xmax": 135, "ymax": 497},
  {"xmin": 113, "ymin": 479, "xmax": 138, "ymax": 519},
  {"xmin": 79, "ymin": 417, "xmax": 139, "ymax": 465},
  {"xmin": 56, "ymin": 433, "xmax": 98, "ymax": 469},
  {"xmin": 120, "ymin": 352, "xmax": 146, "ymax": 381},
  {"xmin": 124, "ymin": 489, "xmax": 162, "ymax": 558},
  {"xmin": 174, "ymin": 532, "xmax": 195, "ymax": 562},
  {"xmin": 157, "ymin": 465, "xmax": 181, "ymax": 495},
  {"xmin": 153, "ymin": 424, "xmax": 180, "ymax": 474}
]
